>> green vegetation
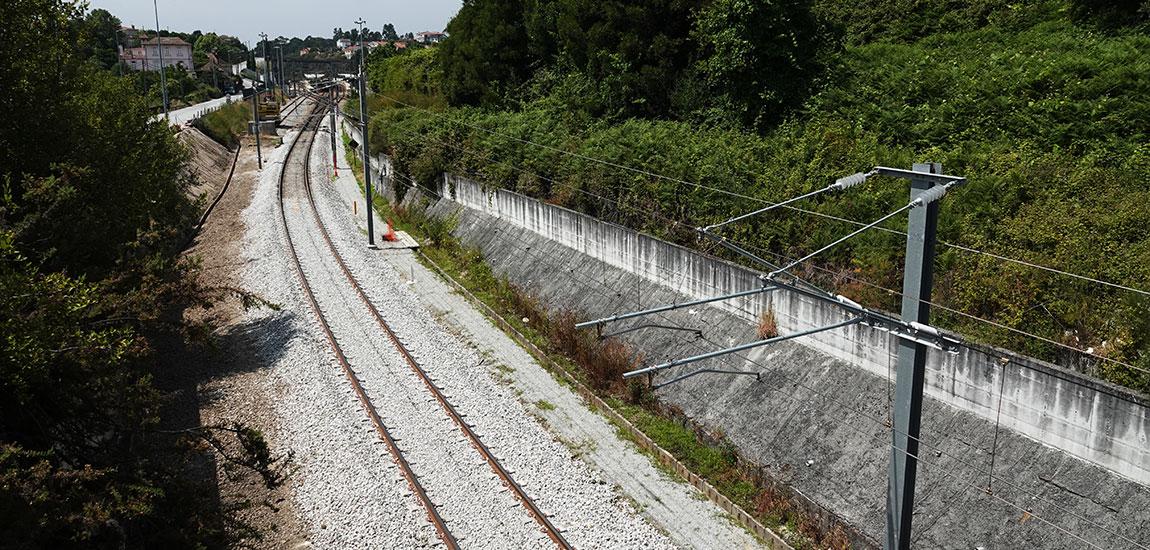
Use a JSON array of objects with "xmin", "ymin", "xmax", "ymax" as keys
[
  {"xmin": 344, "ymin": 157, "xmax": 828, "ymax": 544},
  {"xmin": 368, "ymin": 48, "xmax": 446, "ymax": 110},
  {"xmin": 78, "ymin": 8, "xmax": 246, "ymax": 113},
  {"xmin": 364, "ymin": 0, "xmax": 1150, "ymax": 392},
  {"xmin": 194, "ymin": 99, "xmax": 252, "ymax": 147},
  {"xmin": 1, "ymin": 1, "xmax": 282, "ymax": 546}
]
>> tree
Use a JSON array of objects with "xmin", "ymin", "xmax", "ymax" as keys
[
  {"xmin": 550, "ymin": 0, "xmax": 706, "ymax": 118},
  {"xmin": 0, "ymin": 2, "xmax": 258, "ymax": 544},
  {"xmin": 440, "ymin": 0, "xmax": 533, "ymax": 105},
  {"xmin": 1070, "ymin": 0, "xmax": 1149, "ymax": 27},
  {"xmin": 193, "ymin": 32, "xmax": 221, "ymax": 67},
  {"xmin": 383, "ymin": 23, "xmax": 399, "ymax": 40},
  {"xmin": 691, "ymin": 0, "xmax": 827, "ymax": 129},
  {"xmin": 80, "ymin": 8, "xmax": 121, "ymax": 70}
]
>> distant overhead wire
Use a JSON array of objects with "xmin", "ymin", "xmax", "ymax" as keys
[
  {"xmin": 385, "ymin": 126, "xmax": 1146, "ymax": 462},
  {"xmin": 375, "ymin": 93, "xmax": 1150, "ymax": 299},
  {"xmin": 383, "ymin": 164, "xmax": 1146, "ymax": 550},
  {"xmin": 407, "ymin": 128, "xmax": 1150, "ymax": 381}
]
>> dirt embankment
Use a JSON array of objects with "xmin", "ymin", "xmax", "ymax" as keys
[{"xmin": 156, "ymin": 131, "xmax": 308, "ymax": 548}]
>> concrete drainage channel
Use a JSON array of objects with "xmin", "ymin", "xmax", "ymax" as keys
[{"xmin": 251, "ymin": 95, "xmax": 687, "ymax": 547}]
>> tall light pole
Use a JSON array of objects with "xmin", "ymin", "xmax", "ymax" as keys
[
  {"xmin": 277, "ymin": 42, "xmax": 286, "ymax": 96},
  {"xmin": 274, "ymin": 44, "xmax": 282, "ymax": 92},
  {"xmin": 356, "ymin": 17, "xmax": 375, "ymax": 247},
  {"xmin": 259, "ymin": 32, "xmax": 271, "ymax": 93},
  {"xmin": 152, "ymin": 0, "xmax": 169, "ymax": 121}
]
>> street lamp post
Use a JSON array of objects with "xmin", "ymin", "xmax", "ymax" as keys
[
  {"xmin": 277, "ymin": 42, "xmax": 286, "ymax": 96},
  {"xmin": 259, "ymin": 32, "xmax": 271, "ymax": 93},
  {"xmin": 273, "ymin": 44, "xmax": 282, "ymax": 92},
  {"xmin": 356, "ymin": 17, "xmax": 375, "ymax": 248},
  {"xmin": 152, "ymin": 0, "xmax": 169, "ymax": 122}
]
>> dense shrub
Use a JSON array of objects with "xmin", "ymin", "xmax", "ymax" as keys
[
  {"xmin": 367, "ymin": 8, "xmax": 1150, "ymax": 389},
  {"xmin": 1, "ymin": 2, "xmax": 275, "ymax": 546},
  {"xmin": 194, "ymin": 99, "xmax": 251, "ymax": 147}
]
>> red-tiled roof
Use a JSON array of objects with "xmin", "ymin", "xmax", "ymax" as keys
[{"xmin": 142, "ymin": 36, "xmax": 191, "ymax": 46}]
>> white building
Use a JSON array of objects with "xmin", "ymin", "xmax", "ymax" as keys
[
  {"xmin": 120, "ymin": 36, "xmax": 193, "ymax": 72},
  {"xmin": 414, "ymin": 31, "xmax": 447, "ymax": 44}
]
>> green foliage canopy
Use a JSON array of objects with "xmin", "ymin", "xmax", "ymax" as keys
[{"xmin": 368, "ymin": 0, "xmax": 1150, "ymax": 391}]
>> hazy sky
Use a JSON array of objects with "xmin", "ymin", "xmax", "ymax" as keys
[{"xmin": 88, "ymin": 0, "xmax": 463, "ymax": 45}]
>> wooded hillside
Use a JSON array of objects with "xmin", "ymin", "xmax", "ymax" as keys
[{"xmin": 364, "ymin": 0, "xmax": 1150, "ymax": 391}]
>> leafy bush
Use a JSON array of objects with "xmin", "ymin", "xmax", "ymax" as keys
[
  {"xmin": 1, "ymin": 2, "xmax": 279, "ymax": 546},
  {"xmin": 367, "ymin": 22, "xmax": 1150, "ymax": 389},
  {"xmin": 194, "ymin": 99, "xmax": 251, "ymax": 147},
  {"xmin": 368, "ymin": 48, "xmax": 443, "ymax": 100}
]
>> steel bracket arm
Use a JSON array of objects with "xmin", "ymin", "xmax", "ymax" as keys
[
  {"xmin": 575, "ymin": 285, "xmax": 777, "ymax": 329},
  {"xmin": 624, "ymin": 315, "xmax": 866, "ymax": 379}
]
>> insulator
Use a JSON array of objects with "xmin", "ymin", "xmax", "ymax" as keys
[
  {"xmin": 832, "ymin": 172, "xmax": 869, "ymax": 190},
  {"xmin": 909, "ymin": 321, "xmax": 941, "ymax": 336},
  {"xmin": 836, "ymin": 294, "xmax": 863, "ymax": 310},
  {"xmin": 912, "ymin": 184, "xmax": 949, "ymax": 207}
]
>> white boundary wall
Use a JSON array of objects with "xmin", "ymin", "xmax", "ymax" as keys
[{"xmin": 436, "ymin": 173, "xmax": 1150, "ymax": 485}]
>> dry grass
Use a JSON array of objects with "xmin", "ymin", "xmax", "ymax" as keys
[
  {"xmin": 547, "ymin": 308, "xmax": 641, "ymax": 394},
  {"xmin": 757, "ymin": 306, "xmax": 779, "ymax": 340}
]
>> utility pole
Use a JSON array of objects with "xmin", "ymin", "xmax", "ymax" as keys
[
  {"xmin": 152, "ymin": 0, "xmax": 169, "ymax": 122},
  {"xmin": 280, "ymin": 44, "xmax": 287, "ymax": 95},
  {"xmin": 251, "ymin": 89, "xmax": 262, "ymax": 169},
  {"xmin": 886, "ymin": 162, "xmax": 943, "ymax": 550},
  {"xmin": 276, "ymin": 44, "xmax": 285, "ymax": 96},
  {"xmin": 356, "ymin": 17, "xmax": 375, "ymax": 247},
  {"xmin": 329, "ymin": 69, "xmax": 338, "ymax": 176},
  {"xmin": 259, "ymin": 32, "xmax": 271, "ymax": 93}
]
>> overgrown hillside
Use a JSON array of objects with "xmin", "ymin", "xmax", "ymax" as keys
[
  {"xmin": 1, "ymin": 2, "xmax": 276, "ymax": 546},
  {"xmin": 363, "ymin": 0, "xmax": 1150, "ymax": 391}
]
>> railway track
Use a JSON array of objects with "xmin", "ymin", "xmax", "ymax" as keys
[{"xmin": 277, "ymin": 95, "xmax": 571, "ymax": 549}]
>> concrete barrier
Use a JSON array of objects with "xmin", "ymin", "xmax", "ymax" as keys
[{"xmin": 433, "ymin": 173, "xmax": 1150, "ymax": 487}]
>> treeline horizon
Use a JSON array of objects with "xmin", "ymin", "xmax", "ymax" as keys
[{"xmin": 362, "ymin": 0, "xmax": 1150, "ymax": 392}]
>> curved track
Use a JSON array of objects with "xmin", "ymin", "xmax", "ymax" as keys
[
  {"xmin": 278, "ymin": 91, "xmax": 571, "ymax": 549},
  {"xmin": 277, "ymin": 96, "xmax": 458, "ymax": 549}
]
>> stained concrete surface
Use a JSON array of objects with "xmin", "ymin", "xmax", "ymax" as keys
[{"xmin": 431, "ymin": 200, "xmax": 1150, "ymax": 549}]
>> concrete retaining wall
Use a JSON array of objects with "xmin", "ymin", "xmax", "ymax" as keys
[{"xmin": 434, "ymin": 173, "xmax": 1150, "ymax": 486}]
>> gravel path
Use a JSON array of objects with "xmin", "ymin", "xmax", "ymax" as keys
[
  {"xmin": 310, "ymin": 117, "xmax": 703, "ymax": 548},
  {"xmin": 242, "ymin": 121, "xmax": 436, "ymax": 548},
  {"xmin": 326, "ymin": 117, "xmax": 766, "ymax": 549},
  {"xmin": 286, "ymin": 122, "xmax": 551, "ymax": 547},
  {"xmin": 183, "ymin": 130, "xmax": 309, "ymax": 548},
  {"xmin": 235, "ymin": 99, "xmax": 744, "ymax": 548}
]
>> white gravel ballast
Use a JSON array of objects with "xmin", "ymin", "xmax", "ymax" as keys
[
  {"xmin": 235, "ymin": 105, "xmax": 739, "ymax": 548},
  {"xmin": 306, "ymin": 119, "xmax": 678, "ymax": 548},
  {"xmin": 241, "ymin": 124, "xmax": 437, "ymax": 548}
]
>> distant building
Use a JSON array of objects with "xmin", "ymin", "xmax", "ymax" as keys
[
  {"xmin": 336, "ymin": 38, "xmax": 353, "ymax": 49},
  {"xmin": 299, "ymin": 47, "xmax": 312, "ymax": 56},
  {"xmin": 119, "ymin": 25, "xmax": 141, "ymax": 42},
  {"xmin": 120, "ymin": 36, "xmax": 193, "ymax": 72},
  {"xmin": 414, "ymin": 31, "xmax": 447, "ymax": 44}
]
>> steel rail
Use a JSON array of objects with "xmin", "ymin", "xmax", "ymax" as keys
[
  {"xmin": 277, "ymin": 98, "xmax": 460, "ymax": 550},
  {"xmin": 303, "ymin": 113, "xmax": 573, "ymax": 550}
]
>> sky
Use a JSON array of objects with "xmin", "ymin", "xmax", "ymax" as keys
[{"xmin": 88, "ymin": 0, "xmax": 463, "ymax": 45}]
